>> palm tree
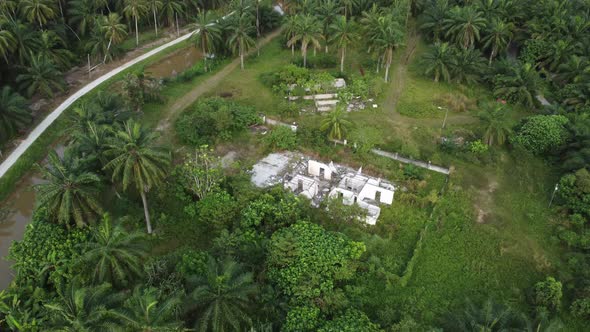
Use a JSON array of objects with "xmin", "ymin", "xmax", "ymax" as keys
[
  {"xmin": 478, "ymin": 103, "xmax": 512, "ymax": 146},
  {"xmin": 71, "ymin": 122, "xmax": 111, "ymax": 169},
  {"xmin": 191, "ymin": 10, "xmax": 221, "ymax": 72},
  {"xmin": 16, "ymin": 54, "xmax": 66, "ymax": 98},
  {"xmin": 0, "ymin": 86, "xmax": 29, "ymax": 143},
  {"xmin": 320, "ymin": 107, "xmax": 352, "ymax": 141},
  {"xmin": 45, "ymin": 279, "xmax": 123, "ymax": 331},
  {"xmin": 340, "ymin": 0, "xmax": 357, "ymax": 18},
  {"xmin": 421, "ymin": 42, "xmax": 455, "ymax": 82},
  {"xmin": 38, "ymin": 30, "xmax": 74, "ymax": 69},
  {"xmin": 123, "ymin": 0, "xmax": 149, "ymax": 46},
  {"xmin": 227, "ymin": 12, "xmax": 256, "ymax": 70},
  {"xmin": 186, "ymin": 257, "xmax": 258, "ymax": 331},
  {"xmin": 117, "ymin": 286, "xmax": 183, "ymax": 331},
  {"xmin": 99, "ymin": 13, "xmax": 128, "ymax": 62},
  {"xmin": 80, "ymin": 214, "xmax": 149, "ymax": 287},
  {"xmin": 283, "ymin": 15, "xmax": 298, "ymax": 56},
  {"xmin": 329, "ymin": 16, "xmax": 358, "ymax": 73},
  {"xmin": 374, "ymin": 15, "xmax": 404, "ymax": 82},
  {"xmin": 494, "ymin": 62, "xmax": 541, "ymax": 108},
  {"xmin": 317, "ymin": 0, "xmax": 340, "ymax": 53},
  {"xmin": 5, "ymin": 20, "xmax": 42, "ymax": 65},
  {"xmin": 419, "ymin": 0, "xmax": 450, "ymax": 41},
  {"xmin": 35, "ymin": 151, "xmax": 103, "ymax": 228},
  {"xmin": 103, "ymin": 120, "xmax": 170, "ymax": 234},
  {"xmin": 0, "ymin": 0, "xmax": 17, "ymax": 20},
  {"xmin": 0, "ymin": 19, "xmax": 16, "ymax": 62},
  {"xmin": 443, "ymin": 6, "xmax": 486, "ymax": 49},
  {"xmin": 482, "ymin": 18, "xmax": 513, "ymax": 65},
  {"xmin": 18, "ymin": 0, "xmax": 56, "ymax": 28},
  {"xmin": 452, "ymin": 47, "xmax": 486, "ymax": 85},
  {"xmin": 442, "ymin": 298, "xmax": 527, "ymax": 331},
  {"xmin": 287, "ymin": 14, "xmax": 322, "ymax": 68},
  {"xmin": 149, "ymin": 0, "xmax": 162, "ymax": 36},
  {"xmin": 68, "ymin": 0, "xmax": 97, "ymax": 36},
  {"xmin": 160, "ymin": 0, "xmax": 184, "ymax": 34}
]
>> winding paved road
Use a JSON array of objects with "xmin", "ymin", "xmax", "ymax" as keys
[{"xmin": 0, "ymin": 32, "xmax": 194, "ymax": 178}]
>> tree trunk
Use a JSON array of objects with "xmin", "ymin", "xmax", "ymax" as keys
[
  {"xmin": 340, "ymin": 48, "xmax": 345, "ymax": 72},
  {"xmin": 202, "ymin": 44, "xmax": 208, "ymax": 72},
  {"xmin": 153, "ymin": 9, "xmax": 158, "ymax": 36},
  {"xmin": 140, "ymin": 190, "xmax": 153, "ymax": 234},
  {"xmin": 384, "ymin": 64, "xmax": 390, "ymax": 82},
  {"xmin": 303, "ymin": 48, "xmax": 307, "ymax": 67},
  {"xmin": 291, "ymin": 44, "xmax": 294, "ymax": 56},
  {"xmin": 175, "ymin": 12, "xmax": 180, "ymax": 36},
  {"xmin": 325, "ymin": 45, "xmax": 328, "ymax": 53},
  {"xmin": 103, "ymin": 36, "xmax": 113, "ymax": 63},
  {"xmin": 135, "ymin": 16, "xmax": 139, "ymax": 46}
]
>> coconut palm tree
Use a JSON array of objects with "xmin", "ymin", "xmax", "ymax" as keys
[
  {"xmin": 374, "ymin": 15, "xmax": 404, "ymax": 82},
  {"xmin": 71, "ymin": 122, "xmax": 111, "ymax": 169},
  {"xmin": 227, "ymin": 12, "xmax": 256, "ymax": 70},
  {"xmin": 340, "ymin": 0, "xmax": 358, "ymax": 18},
  {"xmin": 482, "ymin": 18, "xmax": 513, "ymax": 65},
  {"xmin": 16, "ymin": 54, "xmax": 66, "ymax": 98},
  {"xmin": 123, "ymin": 0, "xmax": 149, "ymax": 46},
  {"xmin": 98, "ymin": 12, "xmax": 128, "ymax": 62},
  {"xmin": 421, "ymin": 42, "xmax": 455, "ymax": 82},
  {"xmin": 287, "ymin": 14, "xmax": 322, "ymax": 68},
  {"xmin": 0, "ymin": 0, "xmax": 17, "ymax": 20},
  {"xmin": 79, "ymin": 215, "xmax": 149, "ymax": 287},
  {"xmin": 116, "ymin": 286, "xmax": 183, "ymax": 331},
  {"xmin": 329, "ymin": 15, "xmax": 358, "ymax": 73},
  {"xmin": 148, "ymin": 0, "xmax": 162, "ymax": 36},
  {"xmin": 283, "ymin": 15, "xmax": 298, "ymax": 56},
  {"xmin": 191, "ymin": 10, "xmax": 220, "ymax": 72},
  {"xmin": 185, "ymin": 257, "xmax": 258, "ymax": 331},
  {"xmin": 44, "ymin": 279, "xmax": 123, "ymax": 331},
  {"xmin": 160, "ymin": 0, "xmax": 184, "ymax": 33},
  {"xmin": 18, "ymin": 0, "xmax": 56, "ymax": 28},
  {"xmin": 478, "ymin": 103, "xmax": 512, "ymax": 146},
  {"xmin": 320, "ymin": 106, "xmax": 352, "ymax": 141},
  {"xmin": 317, "ymin": 0, "xmax": 340, "ymax": 53},
  {"xmin": 0, "ymin": 86, "xmax": 29, "ymax": 143},
  {"xmin": 103, "ymin": 120, "xmax": 170, "ymax": 234},
  {"xmin": 35, "ymin": 150, "xmax": 103, "ymax": 228},
  {"xmin": 443, "ymin": 5, "xmax": 486, "ymax": 49},
  {"xmin": 68, "ymin": 0, "xmax": 97, "ymax": 36}
]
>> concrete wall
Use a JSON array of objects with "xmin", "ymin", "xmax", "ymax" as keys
[
  {"xmin": 359, "ymin": 184, "xmax": 394, "ymax": 205},
  {"xmin": 308, "ymin": 160, "xmax": 332, "ymax": 180}
]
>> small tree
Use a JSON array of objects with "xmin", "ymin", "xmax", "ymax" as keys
[
  {"xmin": 512, "ymin": 115, "xmax": 569, "ymax": 154},
  {"xmin": 177, "ymin": 146, "xmax": 222, "ymax": 200},
  {"xmin": 533, "ymin": 277, "xmax": 562, "ymax": 313}
]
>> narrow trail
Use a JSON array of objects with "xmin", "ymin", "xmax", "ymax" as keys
[
  {"xmin": 157, "ymin": 28, "xmax": 284, "ymax": 133},
  {"xmin": 383, "ymin": 25, "xmax": 478, "ymax": 128}
]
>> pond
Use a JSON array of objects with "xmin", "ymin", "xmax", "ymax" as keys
[{"xmin": 145, "ymin": 46, "xmax": 203, "ymax": 78}]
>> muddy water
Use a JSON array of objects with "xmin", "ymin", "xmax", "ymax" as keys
[
  {"xmin": 146, "ymin": 46, "xmax": 203, "ymax": 78},
  {"xmin": 0, "ymin": 145, "xmax": 64, "ymax": 289}
]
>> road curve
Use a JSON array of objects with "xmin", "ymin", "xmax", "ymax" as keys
[{"xmin": 0, "ymin": 32, "xmax": 195, "ymax": 178}]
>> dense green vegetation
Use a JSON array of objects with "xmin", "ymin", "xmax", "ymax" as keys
[{"xmin": 1, "ymin": 0, "xmax": 590, "ymax": 331}]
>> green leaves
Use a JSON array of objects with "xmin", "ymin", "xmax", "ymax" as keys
[{"xmin": 512, "ymin": 115, "xmax": 569, "ymax": 154}]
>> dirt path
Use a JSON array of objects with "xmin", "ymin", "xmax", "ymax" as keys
[{"xmin": 157, "ymin": 28, "xmax": 284, "ymax": 132}]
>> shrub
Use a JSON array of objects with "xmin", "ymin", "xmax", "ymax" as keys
[
  {"xmin": 532, "ymin": 277, "xmax": 562, "ymax": 313},
  {"xmin": 571, "ymin": 298, "xmax": 590, "ymax": 319},
  {"xmin": 263, "ymin": 126, "xmax": 298, "ymax": 150},
  {"xmin": 512, "ymin": 115, "xmax": 569, "ymax": 154},
  {"xmin": 8, "ymin": 211, "xmax": 90, "ymax": 288},
  {"xmin": 403, "ymin": 164, "xmax": 424, "ymax": 180},
  {"xmin": 175, "ymin": 98, "xmax": 259, "ymax": 146},
  {"xmin": 175, "ymin": 249, "xmax": 208, "ymax": 278},
  {"xmin": 469, "ymin": 140, "xmax": 489, "ymax": 155}
]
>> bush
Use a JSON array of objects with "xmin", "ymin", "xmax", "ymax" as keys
[
  {"xmin": 263, "ymin": 126, "xmax": 298, "ymax": 150},
  {"xmin": 532, "ymin": 277, "xmax": 562, "ymax": 313},
  {"xmin": 292, "ymin": 54, "xmax": 337, "ymax": 69},
  {"xmin": 571, "ymin": 298, "xmax": 590, "ymax": 319},
  {"xmin": 403, "ymin": 164, "xmax": 424, "ymax": 180},
  {"xmin": 175, "ymin": 249, "xmax": 208, "ymax": 278},
  {"xmin": 175, "ymin": 98, "xmax": 259, "ymax": 146},
  {"xmin": 8, "ymin": 211, "xmax": 90, "ymax": 288},
  {"xmin": 512, "ymin": 115, "xmax": 569, "ymax": 154}
]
